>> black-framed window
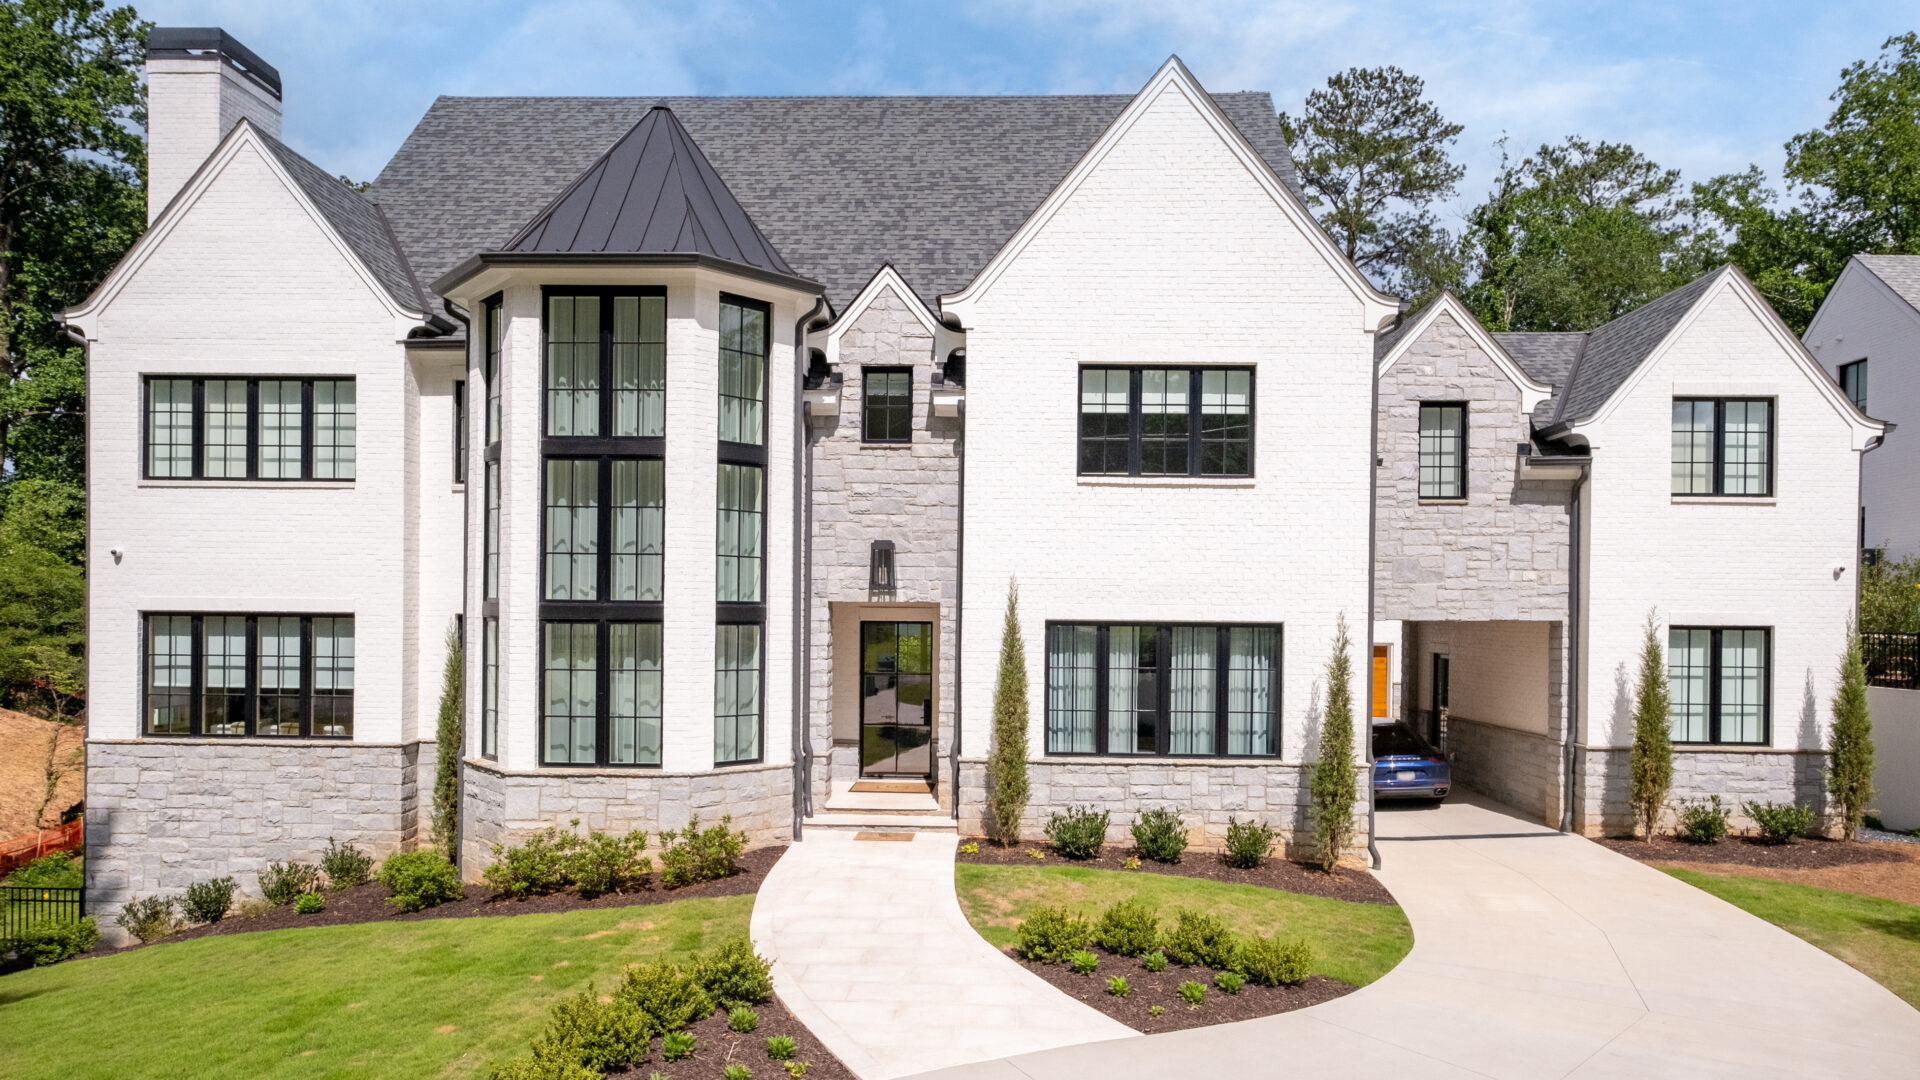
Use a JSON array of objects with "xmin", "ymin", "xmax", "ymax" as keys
[
  {"xmin": 1045, "ymin": 622, "xmax": 1280, "ymax": 757},
  {"xmin": 1668, "ymin": 627, "xmax": 1770, "ymax": 745},
  {"xmin": 453, "ymin": 380, "xmax": 467, "ymax": 483},
  {"xmin": 484, "ymin": 461, "xmax": 501, "ymax": 602},
  {"xmin": 715, "ymin": 622, "xmax": 763, "ymax": 765},
  {"xmin": 481, "ymin": 617, "xmax": 499, "ymax": 759},
  {"xmin": 1077, "ymin": 367, "xmax": 1253, "ymax": 477},
  {"xmin": 142, "ymin": 613, "xmax": 354, "ymax": 738},
  {"xmin": 1839, "ymin": 359, "xmax": 1867, "ymax": 412},
  {"xmin": 543, "ymin": 289, "xmax": 667, "ymax": 439},
  {"xmin": 1672, "ymin": 398, "xmax": 1772, "ymax": 496},
  {"xmin": 143, "ymin": 377, "xmax": 356, "ymax": 481},
  {"xmin": 716, "ymin": 463, "xmax": 764, "ymax": 604},
  {"xmin": 484, "ymin": 295, "xmax": 503, "ymax": 446},
  {"xmin": 718, "ymin": 296, "xmax": 769, "ymax": 447},
  {"xmin": 1418, "ymin": 403, "xmax": 1467, "ymax": 499},
  {"xmin": 541, "ymin": 457, "xmax": 665, "ymax": 603},
  {"xmin": 539, "ymin": 619, "xmax": 663, "ymax": 766},
  {"xmin": 862, "ymin": 367, "xmax": 913, "ymax": 443}
]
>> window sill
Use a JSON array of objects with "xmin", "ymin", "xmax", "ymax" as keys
[
  {"xmin": 1670, "ymin": 495, "xmax": 1777, "ymax": 506},
  {"xmin": 1041, "ymin": 753, "xmax": 1288, "ymax": 764},
  {"xmin": 139, "ymin": 479, "xmax": 354, "ymax": 490},
  {"xmin": 858, "ymin": 439, "xmax": 915, "ymax": 448},
  {"xmin": 1076, "ymin": 475, "xmax": 1256, "ymax": 489},
  {"xmin": 1417, "ymin": 497, "xmax": 1470, "ymax": 506},
  {"xmin": 1673, "ymin": 742, "xmax": 1787, "ymax": 753}
]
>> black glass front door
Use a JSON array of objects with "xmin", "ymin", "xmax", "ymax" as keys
[{"xmin": 861, "ymin": 621, "xmax": 933, "ymax": 777}]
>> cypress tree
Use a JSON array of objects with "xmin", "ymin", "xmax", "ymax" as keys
[
  {"xmin": 1829, "ymin": 625, "xmax": 1875, "ymax": 839},
  {"xmin": 986, "ymin": 580, "xmax": 1031, "ymax": 844},
  {"xmin": 432, "ymin": 621, "xmax": 465, "ymax": 860},
  {"xmin": 1310, "ymin": 615, "xmax": 1358, "ymax": 872},
  {"xmin": 1629, "ymin": 615, "xmax": 1674, "ymax": 840}
]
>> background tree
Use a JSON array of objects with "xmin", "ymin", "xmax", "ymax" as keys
[
  {"xmin": 431, "ymin": 621, "xmax": 464, "ymax": 861},
  {"xmin": 1828, "ymin": 626, "xmax": 1874, "ymax": 840},
  {"xmin": 1859, "ymin": 551, "xmax": 1920, "ymax": 635},
  {"xmin": 1280, "ymin": 66, "xmax": 1465, "ymax": 302},
  {"xmin": 1629, "ymin": 614, "xmax": 1674, "ymax": 840},
  {"xmin": 985, "ymin": 579, "xmax": 1030, "ymax": 844},
  {"xmin": 1309, "ymin": 614, "xmax": 1358, "ymax": 872}
]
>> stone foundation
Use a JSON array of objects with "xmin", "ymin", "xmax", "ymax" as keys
[
  {"xmin": 1573, "ymin": 745, "xmax": 1830, "ymax": 836},
  {"xmin": 1444, "ymin": 716, "xmax": 1564, "ymax": 827},
  {"xmin": 459, "ymin": 758, "xmax": 795, "ymax": 876}
]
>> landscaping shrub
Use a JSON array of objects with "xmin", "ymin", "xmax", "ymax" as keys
[
  {"xmin": 1629, "ymin": 615, "xmax": 1674, "ymax": 840},
  {"xmin": 986, "ymin": 580, "xmax": 1031, "ymax": 844},
  {"xmin": 765, "ymin": 1035, "xmax": 797, "ymax": 1061},
  {"xmin": 1214, "ymin": 970, "xmax": 1244, "ymax": 995},
  {"xmin": 378, "ymin": 849, "xmax": 465, "ymax": 911},
  {"xmin": 1044, "ymin": 806, "xmax": 1110, "ymax": 860},
  {"xmin": 3, "ymin": 851, "xmax": 82, "ymax": 889},
  {"xmin": 320, "ymin": 837, "xmax": 375, "ymax": 889},
  {"xmin": 182, "ymin": 876, "xmax": 237, "ymax": 924},
  {"xmin": 295, "ymin": 892, "xmax": 325, "ymax": 914},
  {"xmin": 117, "ymin": 896, "xmax": 180, "ymax": 943},
  {"xmin": 1224, "ymin": 817, "xmax": 1277, "ymax": 870},
  {"xmin": 618, "ymin": 960, "xmax": 713, "ymax": 1030},
  {"xmin": 661, "ymin": 1031, "xmax": 697, "ymax": 1062},
  {"xmin": 10, "ymin": 916, "xmax": 98, "ymax": 966},
  {"xmin": 784, "ymin": 1061, "xmax": 810, "ymax": 1078},
  {"xmin": 728, "ymin": 1006, "xmax": 759, "ymax": 1033},
  {"xmin": 1142, "ymin": 950, "xmax": 1168, "ymax": 973},
  {"xmin": 958, "ymin": 841, "xmax": 979, "ymax": 855},
  {"xmin": 1310, "ymin": 615, "xmax": 1359, "ymax": 871},
  {"xmin": 536, "ymin": 984, "xmax": 654, "ymax": 1074},
  {"xmin": 1745, "ymin": 800, "xmax": 1817, "ymax": 844},
  {"xmin": 695, "ymin": 937, "xmax": 774, "ymax": 1007},
  {"xmin": 564, "ymin": 829, "xmax": 651, "ymax": 898},
  {"xmin": 485, "ymin": 827, "xmax": 576, "ymax": 899},
  {"xmin": 1130, "ymin": 807, "xmax": 1188, "ymax": 863},
  {"xmin": 1162, "ymin": 909, "xmax": 1238, "ymax": 969},
  {"xmin": 659, "ymin": 814, "xmax": 747, "ymax": 888},
  {"xmin": 1234, "ymin": 934, "xmax": 1313, "ymax": 986},
  {"xmin": 1105, "ymin": 975, "xmax": 1130, "ymax": 997},
  {"xmin": 1149, "ymin": 1004, "xmax": 1165, "ymax": 1018},
  {"xmin": 259, "ymin": 860, "xmax": 323, "ymax": 906},
  {"xmin": 1093, "ymin": 898, "xmax": 1160, "ymax": 957},
  {"xmin": 487, "ymin": 1047, "xmax": 599, "ymax": 1080},
  {"xmin": 1016, "ymin": 904, "xmax": 1092, "ymax": 963},
  {"xmin": 1067, "ymin": 949, "xmax": 1099, "ymax": 975},
  {"xmin": 1676, "ymin": 796, "xmax": 1731, "ymax": 844},
  {"xmin": 1177, "ymin": 980, "xmax": 1206, "ymax": 1006},
  {"xmin": 723, "ymin": 1065, "xmax": 752, "ymax": 1080}
]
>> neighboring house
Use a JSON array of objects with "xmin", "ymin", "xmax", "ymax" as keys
[
  {"xmin": 1803, "ymin": 254, "xmax": 1914, "ymax": 560},
  {"xmin": 67, "ymin": 28, "xmax": 1878, "ymax": 919}
]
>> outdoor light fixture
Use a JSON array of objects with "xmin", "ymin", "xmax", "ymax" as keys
[{"xmin": 869, "ymin": 540, "xmax": 896, "ymax": 590}]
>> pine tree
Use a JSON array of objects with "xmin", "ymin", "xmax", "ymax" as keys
[
  {"xmin": 1629, "ymin": 615, "xmax": 1674, "ymax": 840},
  {"xmin": 1828, "ymin": 625, "xmax": 1875, "ymax": 839},
  {"xmin": 985, "ymin": 580, "xmax": 1031, "ymax": 844},
  {"xmin": 1310, "ymin": 615, "xmax": 1359, "ymax": 872},
  {"xmin": 431, "ymin": 620, "xmax": 464, "ymax": 860}
]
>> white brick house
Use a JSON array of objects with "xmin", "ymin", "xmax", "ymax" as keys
[{"xmin": 68, "ymin": 30, "xmax": 1879, "ymax": 917}]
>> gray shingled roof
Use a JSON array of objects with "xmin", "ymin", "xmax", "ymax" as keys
[
  {"xmin": 370, "ymin": 92, "xmax": 1301, "ymax": 312},
  {"xmin": 256, "ymin": 127, "xmax": 425, "ymax": 313},
  {"xmin": 1552, "ymin": 269, "xmax": 1725, "ymax": 422},
  {"xmin": 1491, "ymin": 332, "xmax": 1584, "ymax": 388},
  {"xmin": 1854, "ymin": 254, "xmax": 1920, "ymax": 312}
]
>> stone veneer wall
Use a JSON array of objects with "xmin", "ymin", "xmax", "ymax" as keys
[
  {"xmin": 1572, "ymin": 746, "xmax": 1829, "ymax": 837},
  {"xmin": 1443, "ymin": 716, "xmax": 1564, "ymax": 826},
  {"xmin": 86, "ymin": 740, "xmax": 421, "ymax": 925},
  {"xmin": 459, "ymin": 759, "xmax": 792, "ymax": 875}
]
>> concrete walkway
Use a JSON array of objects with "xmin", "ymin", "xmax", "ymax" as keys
[
  {"xmin": 910, "ymin": 795, "xmax": 1920, "ymax": 1080},
  {"xmin": 749, "ymin": 829, "xmax": 1135, "ymax": 1080}
]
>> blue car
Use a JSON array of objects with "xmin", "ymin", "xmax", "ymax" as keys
[{"xmin": 1373, "ymin": 720, "xmax": 1450, "ymax": 801}]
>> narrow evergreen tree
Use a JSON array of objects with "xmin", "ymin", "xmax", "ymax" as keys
[
  {"xmin": 1310, "ymin": 615, "xmax": 1358, "ymax": 872},
  {"xmin": 1829, "ymin": 625, "xmax": 1875, "ymax": 840},
  {"xmin": 985, "ymin": 580, "xmax": 1031, "ymax": 844},
  {"xmin": 432, "ymin": 620, "xmax": 465, "ymax": 860},
  {"xmin": 1629, "ymin": 614, "xmax": 1674, "ymax": 840}
]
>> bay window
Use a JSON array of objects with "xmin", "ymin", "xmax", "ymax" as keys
[
  {"xmin": 718, "ymin": 296, "xmax": 768, "ymax": 446},
  {"xmin": 716, "ymin": 464, "xmax": 764, "ymax": 604},
  {"xmin": 1045, "ymin": 622, "xmax": 1280, "ymax": 757},
  {"xmin": 715, "ymin": 623, "xmax": 763, "ymax": 764}
]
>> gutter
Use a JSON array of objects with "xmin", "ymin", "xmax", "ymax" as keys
[
  {"xmin": 1366, "ymin": 340, "xmax": 1381, "ymax": 871},
  {"xmin": 432, "ymin": 251, "xmax": 824, "ymax": 300},
  {"xmin": 792, "ymin": 296, "xmax": 827, "ymax": 842},
  {"xmin": 1559, "ymin": 459, "xmax": 1590, "ymax": 833},
  {"xmin": 951, "ymin": 397, "xmax": 966, "ymax": 819},
  {"xmin": 441, "ymin": 297, "xmax": 473, "ymax": 869}
]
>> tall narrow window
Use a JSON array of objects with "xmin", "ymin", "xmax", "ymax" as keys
[
  {"xmin": 612, "ymin": 294, "xmax": 667, "ymax": 437},
  {"xmin": 1078, "ymin": 369, "xmax": 1131, "ymax": 475},
  {"xmin": 146, "ymin": 614, "xmax": 193, "ymax": 734},
  {"xmin": 202, "ymin": 615, "xmax": 249, "ymax": 735},
  {"xmin": 1199, "ymin": 370, "xmax": 1252, "ymax": 476},
  {"xmin": 312, "ymin": 617, "xmax": 355, "ymax": 738},
  {"xmin": 714, "ymin": 623, "xmax": 763, "ymax": 763},
  {"xmin": 547, "ymin": 294, "xmax": 601, "ymax": 436},
  {"xmin": 146, "ymin": 379, "xmax": 195, "ymax": 478},
  {"xmin": 1671, "ymin": 398, "xmax": 1772, "ymax": 496},
  {"xmin": 545, "ymin": 460, "xmax": 599, "ymax": 600},
  {"xmin": 862, "ymin": 368, "xmax": 913, "ymax": 443},
  {"xmin": 543, "ymin": 622, "xmax": 597, "ymax": 764},
  {"xmin": 1839, "ymin": 359, "xmax": 1867, "ymax": 412},
  {"xmin": 1226, "ymin": 627, "xmax": 1278, "ymax": 755},
  {"xmin": 1045, "ymin": 622, "xmax": 1280, "ymax": 757},
  {"xmin": 716, "ymin": 464, "xmax": 764, "ymax": 603},
  {"xmin": 1106, "ymin": 626, "xmax": 1158, "ymax": 754},
  {"xmin": 1668, "ymin": 627, "xmax": 1770, "ymax": 745},
  {"xmin": 1722, "ymin": 401, "xmax": 1770, "ymax": 495},
  {"xmin": 612, "ymin": 460, "xmax": 665, "ymax": 602},
  {"xmin": 1168, "ymin": 627, "xmax": 1217, "ymax": 755},
  {"xmin": 485, "ymin": 462, "xmax": 501, "ymax": 601},
  {"xmin": 453, "ymin": 380, "xmax": 467, "ymax": 483},
  {"xmin": 481, "ymin": 617, "xmax": 499, "ymax": 759},
  {"xmin": 313, "ymin": 379, "xmax": 357, "ymax": 480},
  {"xmin": 610, "ymin": 623, "xmax": 663, "ymax": 765},
  {"xmin": 1140, "ymin": 371, "xmax": 1190, "ymax": 476},
  {"xmin": 257, "ymin": 616, "xmax": 303, "ymax": 736},
  {"xmin": 202, "ymin": 380, "xmax": 249, "ymax": 478},
  {"xmin": 258, "ymin": 380, "xmax": 302, "ymax": 479},
  {"xmin": 1046, "ymin": 624, "xmax": 1098, "ymax": 754},
  {"xmin": 1418, "ymin": 403, "xmax": 1467, "ymax": 499},
  {"xmin": 485, "ymin": 296, "xmax": 503, "ymax": 445},
  {"xmin": 718, "ymin": 297, "xmax": 767, "ymax": 445}
]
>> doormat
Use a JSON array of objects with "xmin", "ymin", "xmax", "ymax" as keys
[
  {"xmin": 850, "ymin": 781, "xmax": 930, "ymax": 794},
  {"xmin": 853, "ymin": 831, "xmax": 915, "ymax": 842}
]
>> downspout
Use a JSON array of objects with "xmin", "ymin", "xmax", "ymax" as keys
[
  {"xmin": 1366, "ymin": 343, "xmax": 1382, "ymax": 871},
  {"xmin": 951, "ymin": 398, "xmax": 966, "ymax": 819},
  {"xmin": 793, "ymin": 298, "xmax": 826, "ymax": 841},
  {"xmin": 443, "ymin": 297, "xmax": 473, "ymax": 869},
  {"xmin": 1560, "ymin": 463, "xmax": 1589, "ymax": 833},
  {"xmin": 802, "ymin": 401, "xmax": 816, "ymax": 820}
]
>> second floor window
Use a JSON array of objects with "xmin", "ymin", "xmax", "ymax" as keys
[
  {"xmin": 716, "ymin": 463, "xmax": 764, "ymax": 604},
  {"xmin": 862, "ymin": 368, "xmax": 913, "ymax": 442},
  {"xmin": 545, "ymin": 289, "xmax": 667, "ymax": 438},
  {"xmin": 144, "ymin": 612, "xmax": 354, "ymax": 738},
  {"xmin": 1418, "ymin": 403, "xmax": 1467, "ymax": 499},
  {"xmin": 484, "ymin": 462, "xmax": 501, "ymax": 601},
  {"xmin": 543, "ymin": 457, "xmax": 665, "ymax": 602},
  {"xmin": 145, "ymin": 376, "xmax": 356, "ymax": 481},
  {"xmin": 719, "ymin": 296, "xmax": 769, "ymax": 446},
  {"xmin": 1078, "ymin": 368, "xmax": 1253, "ymax": 477},
  {"xmin": 1672, "ymin": 398, "xmax": 1772, "ymax": 496},
  {"xmin": 453, "ymin": 380, "xmax": 467, "ymax": 483},
  {"xmin": 1839, "ymin": 359, "xmax": 1867, "ymax": 412},
  {"xmin": 485, "ymin": 296, "xmax": 503, "ymax": 445}
]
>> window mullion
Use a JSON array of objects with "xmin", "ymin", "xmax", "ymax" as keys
[
  {"xmin": 597, "ymin": 620, "xmax": 612, "ymax": 766},
  {"xmin": 244, "ymin": 614, "xmax": 259, "ymax": 737},
  {"xmin": 189, "ymin": 614, "xmax": 205, "ymax": 735},
  {"xmin": 300, "ymin": 616, "xmax": 314, "ymax": 738},
  {"xmin": 1127, "ymin": 369, "xmax": 1143, "ymax": 476},
  {"xmin": 1188, "ymin": 369, "xmax": 1203, "ymax": 478},
  {"xmin": 1155, "ymin": 625, "xmax": 1171, "ymax": 755},
  {"xmin": 1712, "ymin": 400, "xmax": 1726, "ymax": 496},
  {"xmin": 302, "ymin": 380, "xmax": 316, "ymax": 480},
  {"xmin": 246, "ymin": 380, "xmax": 260, "ymax": 479},
  {"xmin": 1214, "ymin": 626, "xmax": 1229, "ymax": 757},
  {"xmin": 191, "ymin": 380, "xmax": 206, "ymax": 479},
  {"xmin": 600, "ymin": 293, "xmax": 614, "ymax": 441},
  {"xmin": 1095, "ymin": 625, "xmax": 1110, "ymax": 755},
  {"xmin": 1708, "ymin": 628, "xmax": 1722, "ymax": 744},
  {"xmin": 598, "ymin": 458, "xmax": 612, "ymax": 603}
]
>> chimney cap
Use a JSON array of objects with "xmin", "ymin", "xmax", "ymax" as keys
[{"xmin": 147, "ymin": 27, "xmax": 281, "ymax": 101}]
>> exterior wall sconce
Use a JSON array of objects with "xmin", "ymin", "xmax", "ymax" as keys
[{"xmin": 869, "ymin": 540, "xmax": 896, "ymax": 591}]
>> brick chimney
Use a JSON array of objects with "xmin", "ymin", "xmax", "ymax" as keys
[{"xmin": 144, "ymin": 28, "xmax": 284, "ymax": 223}]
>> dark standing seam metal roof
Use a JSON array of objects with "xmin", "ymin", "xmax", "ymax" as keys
[
  {"xmin": 369, "ymin": 93, "xmax": 1301, "ymax": 312},
  {"xmin": 255, "ymin": 128, "xmax": 426, "ymax": 313},
  {"xmin": 503, "ymin": 104, "xmax": 798, "ymax": 279}
]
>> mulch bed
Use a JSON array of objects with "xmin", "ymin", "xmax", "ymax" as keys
[
  {"xmin": 1014, "ymin": 945, "xmax": 1354, "ymax": 1033},
  {"xmin": 1596, "ymin": 835, "xmax": 1908, "ymax": 872},
  {"xmin": 118, "ymin": 845, "xmax": 787, "ymax": 951},
  {"xmin": 605, "ymin": 997, "xmax": 852, "ymax": 1079},
  {"xmin": 956, "ymin": 841, "xmax": 1396, "ymax": 905}
]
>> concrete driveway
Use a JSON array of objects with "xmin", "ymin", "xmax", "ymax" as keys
[{"xmin": 910, "ymin": 794, "xmax": 1920, "ymax": 1079}]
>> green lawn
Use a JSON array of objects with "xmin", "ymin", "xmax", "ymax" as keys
[
  {"xmin": 954, "ymin": 863, "xmax": 1412, "ymax": 987},
  {"xmin": 0, "ymin": 895, "xmax": 751, "ymax": 1080},
  {"xmin": 1664, "ymin": 868, "xmax": 1920, "ymax": 1009}
]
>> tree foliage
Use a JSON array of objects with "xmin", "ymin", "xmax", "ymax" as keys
[
  {"xmin": 1309, "ymin": 614, "xmax": 1358, "ymax": 872},
  {"xmin": 1629, "ymin": 615, "xmax": 1674, "ymax": 840},
  {"xmin": 1860, "ymin": 551, "xmax": 1920, "ymax": 636},
  {"xmin": 432, "ymin": 620, "xmax": 464, "ymax": 861},
  {"xmin": 985, "ymin": 579, "xmax": 1031, "ymax": 844},
  {"xmin": 1828, "ymin": 625, "xmax": 1874, "ymax": 840}
]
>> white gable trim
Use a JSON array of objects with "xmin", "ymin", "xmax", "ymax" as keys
[
  {"xmin": 1376, "ymin": 292, "xmax": 1553, "ymax": 412},
  {"xmin": 821, "ymin": 264, "xmax": 941, "ymax": 367},
  {"xmin": 938, "ymin": 55, "xmax": 1399, "ymax": 330},
  {"xmin": 1579, "ymin": 268, "xmax": 1885, "ymax": 448},
  {"xmin": 61, "ymin": 119, "xmax": 423, "ymax": 334}
]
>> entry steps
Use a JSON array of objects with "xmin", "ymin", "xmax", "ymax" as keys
[{"xmin": 804, "ymin": 779, "xmax": 956, "ymax": 834}]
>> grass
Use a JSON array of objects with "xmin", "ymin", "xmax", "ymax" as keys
[
  {"xmin": 0, "ymin": 894, "xmax": 751, "ymax": 1080},
  {"xmin": 954, "ymin": 863, "xmax": 1412, "ymax": 987},
  {"xmin": 1664, "ymin": 868, "xmax": 1920, "ymax": 1009}
]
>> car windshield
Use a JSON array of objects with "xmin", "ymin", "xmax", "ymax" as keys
[{"xmin": 1372, "ymin": 725, "xmax": 1433, "ymax": 759}]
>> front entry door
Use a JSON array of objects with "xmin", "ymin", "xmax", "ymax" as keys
[{"xmin": 861, "ymin": 621, "xmax": 933, "ymax": 777}]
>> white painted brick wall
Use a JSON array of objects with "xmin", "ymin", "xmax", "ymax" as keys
[{"xmin": 146, "ymin": 56, "xmax": 281, "ymax": 222}]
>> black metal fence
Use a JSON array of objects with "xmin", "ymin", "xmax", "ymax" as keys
[
  {"xmin": 1864, "ymin": 632, "xmax": 1920, "ymax": 690},
  {"xmin": 1, "ymin": 886, "xmax": 84, "ymax": 942}
]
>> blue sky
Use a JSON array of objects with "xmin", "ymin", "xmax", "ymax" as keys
[{"xmin": 141, "ymin": 1, "xmax": 1914, "ymax": 225}]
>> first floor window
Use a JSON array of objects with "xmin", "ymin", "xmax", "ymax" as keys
[
  {"xmin": 1668, "ymin": 627, "xmax": 1770, "ymax": 744},
  {"xmin": 143, "ymin": 376, "xmax": 357, "ymax": 480},
  {"xmin": 540, "ymin": 620, "xmax": 661, "ymax": 766},
  {"xmin": 716, "ymin": 464, "xmax": 764, "ymax": 603},
  {"xmin": 543, "ymin": 622, "xmax": 598, "ymax": 764},
  {"xmin": 1672, "ymin": 398, "xmax": 1772, "ymax": 496},
  {"xmin": 1078, "ymin": 367, "xmax": 1253, "ymax": 477},
  {"xmin": 1418, "ymin": 403, "xmax": 1467, "ymax": 498},
  {"xmin": 143, "ymin": 613, "xmax": 354, "ymax": 738},
  {"xmin": 610, "ymin": 623, "xmax": 663, "ymax": 765},
  {"xmin": 1046, "ymin": 622, "xmax": 1280, "ymax": 757},
  {"xmin": 481, "ymin": 617, "xmax": 499, "ymax": 759},
  {"xmin": 715, "ymin": 623, "xmax": 762, "ymax": 764}
]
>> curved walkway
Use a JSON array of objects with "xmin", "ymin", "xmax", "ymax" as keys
[
  {"xmin": 909, "ymin": 795, "xmax": 1920, "ymax": 1080},
  {"xmin": 749, "ymin": 828, "xmax": 1135, "ymax": 1080}
]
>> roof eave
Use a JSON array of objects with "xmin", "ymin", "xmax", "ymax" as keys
[{"xmin": 432, "ymin": 251, "xmax": 824, "ymax": 299}]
